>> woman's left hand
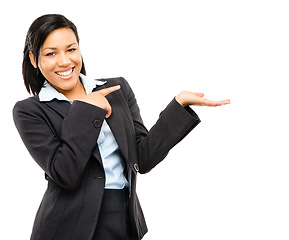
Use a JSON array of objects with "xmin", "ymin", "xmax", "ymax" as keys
[{"xmin": 175, "ymin": 91, "xmax": 230, "ymax": 107}]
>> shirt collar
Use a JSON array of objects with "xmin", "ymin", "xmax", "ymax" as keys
[{"xmin": 38, "ymin": 73, "xmax": 107, "ymax": 102}]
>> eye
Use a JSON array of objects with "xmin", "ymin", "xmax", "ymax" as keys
[
  {"xmin": 45, "ymin": 52, "xmax": 55, "ymax": 56},
  {"xmin": 68, "ymin": 48, "xmax": 77, "ymax": 53}
]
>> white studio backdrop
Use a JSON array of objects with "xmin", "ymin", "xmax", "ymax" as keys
[{"xmin": 1, "ymin": 0, "xmax": 288, "ymax": 239}]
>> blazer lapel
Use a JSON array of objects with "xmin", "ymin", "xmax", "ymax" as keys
[
  {"xmin": 93, "ymin": 83, "xmax": 130, "ymax": 162},
  {"xmin": 105, "ymin": 93, "xmax": 130, "ymax": 162},
  {"xmin": 93, "ymin": 83, "xmax": 134, "ymax": 189}
]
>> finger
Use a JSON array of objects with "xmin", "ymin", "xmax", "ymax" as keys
[
  {"xmin": 105, "ymin": 105, "xmax": 112, "ymax": 118},
  {"xmin": 222, "ymin": 99, "xmax": 231, "ymax": 105},
  {"xmin": 202, "ymin": 99, "xmax": 231, "ymax": 107},
  {"xmin": 215, "ymin": 99, "xmax": 230, "ymax": 106},
  {"xmin": 99, "ymin": 85, "xmax": 121, "ymax": 96}
]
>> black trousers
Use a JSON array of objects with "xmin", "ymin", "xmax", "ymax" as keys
[{"xmin": 92, "ymin": 188, "xmax": 134, "ymax": 240}]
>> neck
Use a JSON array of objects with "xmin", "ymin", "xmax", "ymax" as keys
[
  {"xmin": 66, "ymin": 80, "xmax": 87, "ymax": 101},
  {"xmin": 52, "ymin": 78, "xmax": 87, "ymax": 101}
]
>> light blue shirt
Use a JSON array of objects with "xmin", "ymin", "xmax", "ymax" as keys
[{"xmin": 38, "ymin": 73, "xmax": 128, "ymax": 189}]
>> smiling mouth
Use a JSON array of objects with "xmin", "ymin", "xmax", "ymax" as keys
[{"xmin": 56, "ymin": 67, "xmax": 74, "ymax": 77}]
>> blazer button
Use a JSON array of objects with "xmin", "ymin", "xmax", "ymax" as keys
[
  {"xmin": 93, "ymin": 120, "xmax": 102, "ymax": 128},
  {"xmin": 133, "ymin": 163, "xmax": 139, "ymax": 172},
  {"xmin": 94, "ymin": 176, "xmax": 102, "ymax": 179}
]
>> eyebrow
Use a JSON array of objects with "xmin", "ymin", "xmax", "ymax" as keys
[{"xmin": 42, "ymin": 43, "xmax": 78, "ymax": 51}]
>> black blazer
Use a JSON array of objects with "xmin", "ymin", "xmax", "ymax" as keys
[{"xmin": 13, "ymin": 77, "xmax": 201, "ymax": 240}]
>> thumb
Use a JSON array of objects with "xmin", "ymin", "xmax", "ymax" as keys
[{"xmin": 193, "ymin": 92, "xmax": 205, "ymax": 97}]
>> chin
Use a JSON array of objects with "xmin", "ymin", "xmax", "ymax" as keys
[{"xmin": 50, "ymin": 76, "xmax": 80, "ymax": 93}]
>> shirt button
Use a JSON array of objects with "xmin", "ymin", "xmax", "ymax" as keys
[
  {"xmin": 133, "ymin": 164, "xmax": 139, "ymax": 172},
  {"xmin": 93, "ymin": 120, "xmax": 102, "ymax": 128}
]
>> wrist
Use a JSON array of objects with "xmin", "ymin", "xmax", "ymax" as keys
[{"xmin": 175, "ymin": 92, "xmax": 187, "ymax": 107}]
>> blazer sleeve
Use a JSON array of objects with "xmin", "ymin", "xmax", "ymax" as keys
[
  {"xmin": 119, "ymin": 78, "xmax": 201, "ymax": 173},
  {"xmin": 13, "ymin": 98, "xmax": 107, "ymax": 190}
]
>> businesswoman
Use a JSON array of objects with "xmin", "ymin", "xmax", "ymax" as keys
[{"xmin": 13, "ymin": 14, "xmax": 230, "ymax": 240}]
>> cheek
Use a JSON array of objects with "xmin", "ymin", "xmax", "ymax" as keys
[
  {"xmin": 38, "ymin": 58, "xmax": 55, "ymax": 75},
  {"xmin": 72, "ymin": 53, "xmax": 83, "ymax": 66}
]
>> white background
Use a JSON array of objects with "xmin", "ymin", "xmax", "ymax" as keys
[{"xmin": 1, "ymin": 0, "xmax": 289, "ymax": 239}]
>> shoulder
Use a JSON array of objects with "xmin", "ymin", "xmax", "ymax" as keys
[
  {"xmin": 13, "ymin": 95, "xmax": 44, "ymax": 119},
  {"xmin": 13, "ymin": 95, "xmax": 40, "ymax": 109},
  {"xmin": 97, "ymin": 77, "xmax": 129, "ymax": 88},
  {"xmin": 13, "ymin": 95, "xmax": 39, "ymax": 109}
]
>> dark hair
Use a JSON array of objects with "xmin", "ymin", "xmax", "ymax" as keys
[{"xmin": 23, "ymin": 14, "xmax": 86, "ymax": 95}]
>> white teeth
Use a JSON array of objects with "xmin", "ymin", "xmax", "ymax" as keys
[{"xmin": 57, "ymin": 68, "xmax": 73, "ymax": 76}]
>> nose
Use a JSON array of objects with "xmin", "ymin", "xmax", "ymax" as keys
[{"xmin": 57, "ymin": 52, "xmax": 71, "ymax": 67}]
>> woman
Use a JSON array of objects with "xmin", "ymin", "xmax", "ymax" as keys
[{"xmin": 13, "ymin": 14, "xmax": 230, "ymax": 240}]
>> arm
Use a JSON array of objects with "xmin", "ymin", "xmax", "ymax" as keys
[
  {"xmin": 13, "ymin": 86, "xmax": 121, "ymax": 190},
  {"xmin": 119, "ymin": 78, "xmax": 201, "ymax": 173},
  {"xmin": 13, "ymin": 99, "xmax": 107, "ymax": 190}
]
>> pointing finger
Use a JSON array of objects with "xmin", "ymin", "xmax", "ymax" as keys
[{"xmin": 99, "ymin": 85, "xmax": 121, "ymax": 96}]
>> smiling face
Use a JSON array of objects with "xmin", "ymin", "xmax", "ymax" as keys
[{"xmin": 29, "ymin": 28, "xmax": 83, "ymax": 96}]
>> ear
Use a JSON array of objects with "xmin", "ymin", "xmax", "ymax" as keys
[{"xmin": 29, "ymin": 51, "xmax": 37, "ymax": 69}]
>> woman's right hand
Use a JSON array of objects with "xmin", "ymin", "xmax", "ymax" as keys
[{"xmin": 78, "ymin": 85, "xmax": 121, "ymax": 118}]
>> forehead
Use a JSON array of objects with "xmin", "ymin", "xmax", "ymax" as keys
[{"xmin": 42, "ymin": 28, "xmax": 77, "ymax": 48}]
